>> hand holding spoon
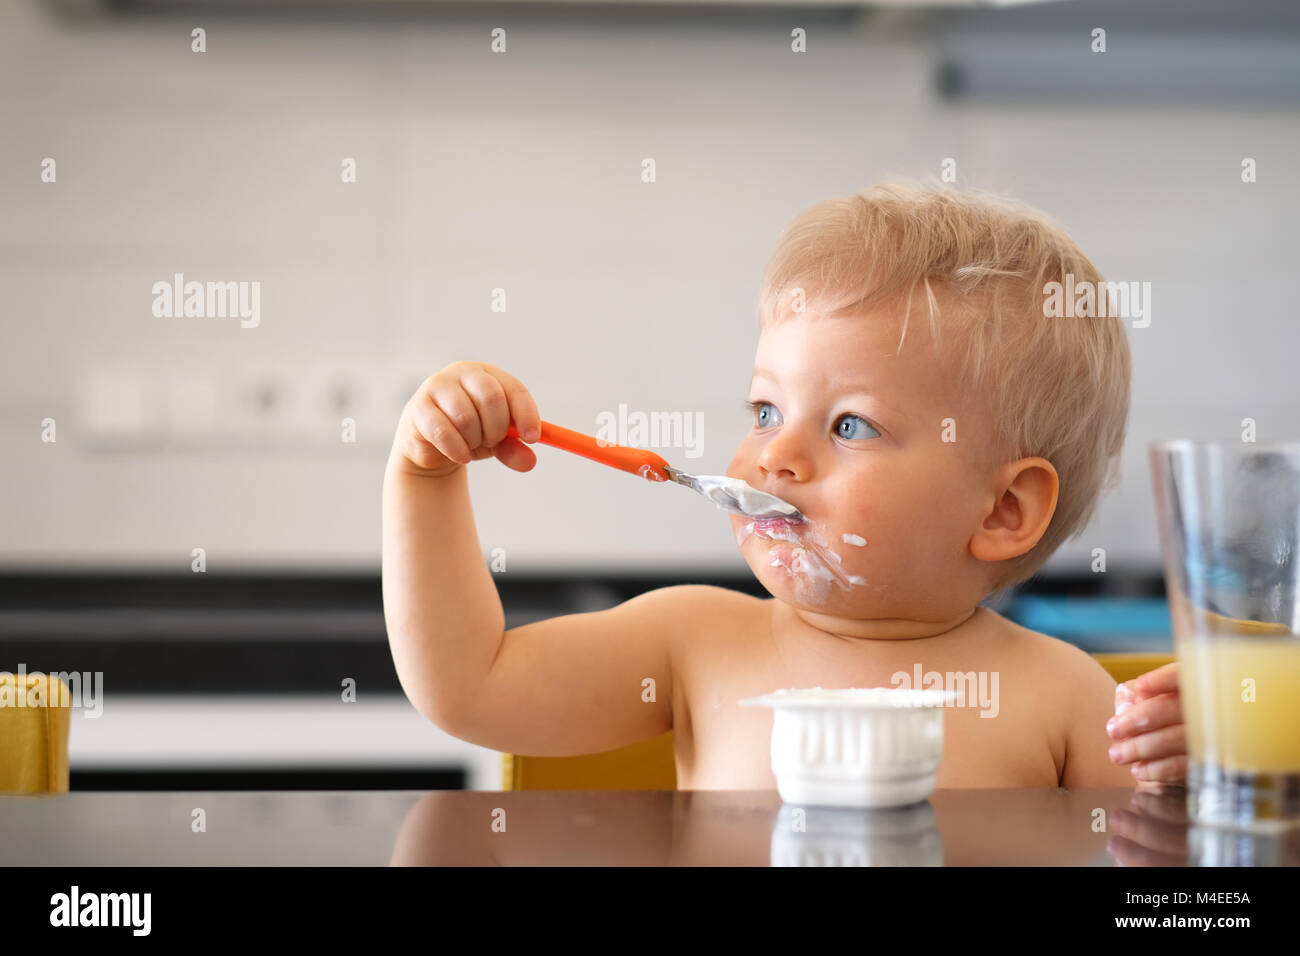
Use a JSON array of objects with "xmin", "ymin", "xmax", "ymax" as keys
[{"xmin": 505, "ymin": 420, "xmax": 802, "ymax": 521}]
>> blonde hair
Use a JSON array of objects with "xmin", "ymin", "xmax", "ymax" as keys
[{"xmin": 756, "ymin": 182, "xmax": 1131, "ymax": 590}]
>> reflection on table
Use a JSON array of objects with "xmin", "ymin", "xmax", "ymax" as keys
[{"xmin": 1, "ymin": 787, "xmax": 1296, "ymax": 866}]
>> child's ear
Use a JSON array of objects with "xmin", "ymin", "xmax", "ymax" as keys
[{"xmin": 969, "ymin": 457, "xmax": 1059, "ymax": 564}]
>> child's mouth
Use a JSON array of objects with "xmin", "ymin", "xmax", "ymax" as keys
[
  {"xmin": 751, "ymin": 515, "xmax": 806, "ymax": 536},
  {"xmin": 738, "ymin": 514, "xmax": 868, "ymax": 595}
]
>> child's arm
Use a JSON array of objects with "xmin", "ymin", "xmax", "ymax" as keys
[{"xmin": 382, "ymin": 361, "xmax": 693, "ymax": 756}]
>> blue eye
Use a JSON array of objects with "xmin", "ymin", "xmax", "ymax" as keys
[
  {"xmin": 747, "ymin": 401, "xmax": 782, "ymax": 428},
  {"xmin": 836, "ymin": 414, "xmax": 880, "ymax": 440}
]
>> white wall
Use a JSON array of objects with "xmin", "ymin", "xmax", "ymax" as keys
[{"xmin": 2, "ymin": 1, "xmax": 1298, "ymax": 574}]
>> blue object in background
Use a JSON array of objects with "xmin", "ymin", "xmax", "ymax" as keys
[{"xmin": 998, "ymin": 596, "xmax": 1173, "ymax": 654}]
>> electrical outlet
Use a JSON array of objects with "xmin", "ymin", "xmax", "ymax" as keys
[
  {"xmin": 300, "ymin": 365, "xmax": 366, "ymax": 445},
  {"xmin": 233, "ymin": 366, "xmax": 296, "ymax": 440}
]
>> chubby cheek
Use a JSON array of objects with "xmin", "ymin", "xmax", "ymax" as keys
[
  {"xmin": 859, "ymin": 472, "xmax": 977, "ymax": 584},
  {"xmin": 729, "ymin": 463, "xmax": 956, "ymax": 607}
]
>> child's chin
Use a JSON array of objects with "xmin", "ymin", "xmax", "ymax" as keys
[{"xmin": 750, "ymin": 550, "xmax": 828, "ymax": 602}]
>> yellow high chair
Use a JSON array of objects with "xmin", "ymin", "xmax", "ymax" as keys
[
  {"xmin": 500, "ymin": 653, "xmax": 1176, "ymax": 791},
  {"xmin": 0, "ymin": 673, "xmax": 72, "ymax": 794}
]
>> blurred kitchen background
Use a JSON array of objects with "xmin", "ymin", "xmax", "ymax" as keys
[{"xmin": 2, "ymin": 0, "xmax": 1298, "ymax": 790}]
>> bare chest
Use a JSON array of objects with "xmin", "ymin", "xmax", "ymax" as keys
[{"xmin": 673, "ymin": 606, "xmax": 1062, "ymax": 790}]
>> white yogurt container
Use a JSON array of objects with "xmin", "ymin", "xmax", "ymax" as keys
[{"xmin": 739, "ymin": 687, "xmax": 956, "ymax": 808}]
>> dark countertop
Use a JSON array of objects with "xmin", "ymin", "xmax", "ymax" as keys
[{"xmin": 2, "ymin": 787, "xmax": 1295, "ymax": 866}]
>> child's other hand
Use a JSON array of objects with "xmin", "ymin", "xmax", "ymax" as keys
[
  {"xmin": 391, "ymin": 361, "xmax": 542, "ymax": 478},
  {"xmin": 1106, "ymin": 662, "xmax": 1187, "ymax": 788}
]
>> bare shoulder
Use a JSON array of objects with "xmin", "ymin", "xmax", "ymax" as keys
[
  {"xmin": 615, "ymin": 579, "xmax": 761, "ymax": 626},
  {"xmin": 974, "ymin": 606, "xmax": 1119, "ymax": 745},
  {"xmin": 980, "ymin": 606, "xmax": 1133, "ymax": 783},
  {"xmin": 628, "ymin": 583, "xmax": 762, "ymax": 616},
  {"xmin": 982, "ymin": 606, "xmax": 1115, "ymax": 686},
  {"xmin": 641, "ymin": 583, "xmax": 764, "ymax": 629},
  {"xmin": 973, "ymin": 607, "xmax": 1132, "ymax": 786},
  {"xmin": 640, "ymin": 584, "xmax": 765, "ymax": 666}
]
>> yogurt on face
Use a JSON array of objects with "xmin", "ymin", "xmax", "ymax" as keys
[{"xmin": 738, "ymin": 517, "xmax": 867, "ymax": 602}]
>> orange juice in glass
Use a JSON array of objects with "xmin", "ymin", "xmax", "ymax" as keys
[{"xmin": 1151, "ymin": 441, "xmax": 1300, "ymax": 831}]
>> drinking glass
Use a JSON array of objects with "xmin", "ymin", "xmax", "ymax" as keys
[{"xmin": 1149, "ymin": 439, "xmax": 1300, "ymax": 831}]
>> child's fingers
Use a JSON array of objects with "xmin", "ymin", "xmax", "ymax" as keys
[
  {"xmin": 1128, "ymin": 661, "xmax": 1180, "ymax": 699},
  {"xmin": 492, "ymin": 435, "xmax": 538, "ymax": 473},
  {"xmin": 1107, "ymin": 692, "xmax": 1183, "ymax": 739},
  {"xmin": 1111, "ymin": 807, "xmax": 1188, "ymax": 855},
  {"xmin": 395, "ymin": 362, "xmax": 540, "ymax": 476},
  {"xmin": 1131, "ymin": 754, "xmax": 1188, "ymax": 785},
  {"xmin": 428, "ymin": 379, "xmax": 485, "ymax": 453},
  {"xmin": 460, "ymin": 367, "xmax": 512, "ymax": 448},
  {"xmin": 1109, "ymin": 723, "xmax": 1186, "ymax": 765},
  {"xmin": 410, "ymin": 393, "xmax": 472, "ymax": 465},
  {"xmin": 1131, "ymin": 788, "xmax": 1190, "ymax": 824},
  {"xmin": 489, "ymin": 368, "xmax": 541, "ymax": 442},
  {"xmin": 1107, "ymin": 834, "xmax": 1185, "ymax": 867}
]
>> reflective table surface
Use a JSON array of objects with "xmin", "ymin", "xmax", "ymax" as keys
[{"xmin": 2, "ymin": 787, "xmax": 1297, "ymax": 866}]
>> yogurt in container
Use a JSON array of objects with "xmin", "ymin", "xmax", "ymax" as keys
[{"xmin": 739, "ymin": 686, "xmax": 956, "ymax": 808}]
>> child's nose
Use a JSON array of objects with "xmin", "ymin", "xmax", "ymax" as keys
[{"xmin": 756, "ymin": 428, "xmax": 813, "ymax": 483}]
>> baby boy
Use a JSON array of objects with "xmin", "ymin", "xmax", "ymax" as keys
[{"xmin": 382, "ymin": 183, "xmax": 1186, "ymax": 791}]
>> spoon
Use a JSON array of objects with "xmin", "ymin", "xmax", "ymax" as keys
[{"xmin": 504, "ymin": 420, "xmax": 803, "ymax": 521}]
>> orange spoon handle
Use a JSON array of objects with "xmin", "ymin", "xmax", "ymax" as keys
[{"xmin": 506, "ymin": 420, "xmax": 670, "ymax": 481}]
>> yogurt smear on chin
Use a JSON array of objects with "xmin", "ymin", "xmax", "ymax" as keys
[
  {"xmin": 737, "ymin": 517, "xmax": 869, "ymax": 596},
  {"xmin": 738, "ymin": 519, "xmax": 801, "ymax": 545}
]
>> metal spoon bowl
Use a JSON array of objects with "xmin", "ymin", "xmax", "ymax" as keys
[{"xmin": 664, "ymin": 466, "xmax": 803, "ymax": 521}]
